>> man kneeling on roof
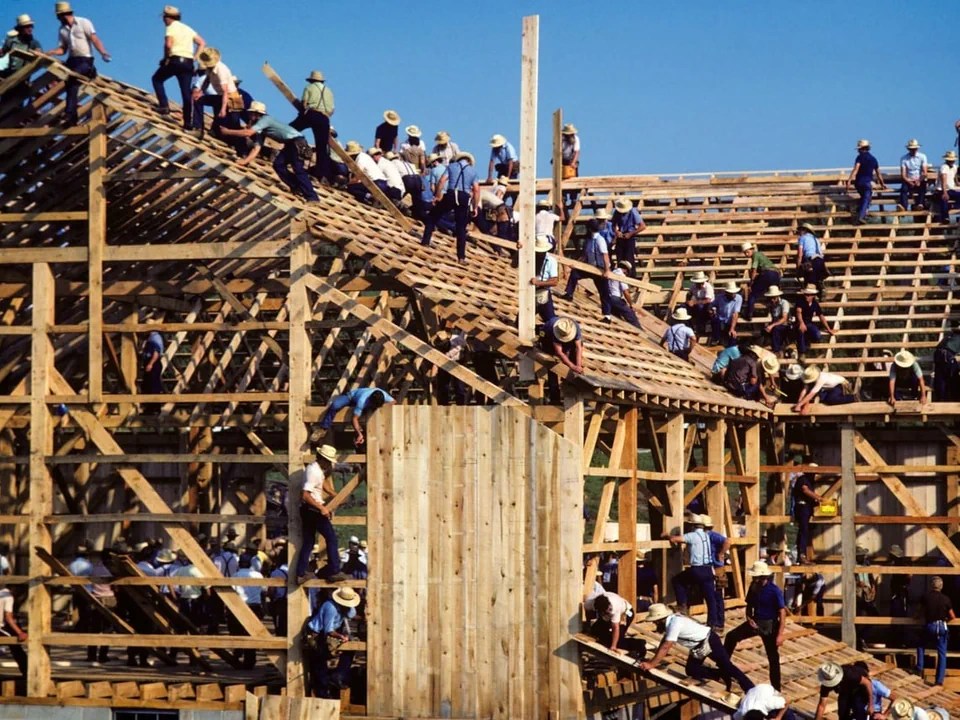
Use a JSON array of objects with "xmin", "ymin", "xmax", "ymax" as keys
[
  {"xmin": 735, "ymin": 684, "xmax": 796, "ymax": 720},
  {"xmin": 220, "ymin": 101, "xmax": 319, "ymax": 202},
  {"xmin": 723, "ymin": 346, "xmax": 779, "ymax": 407},
  {"xmin": 815, "ymin": 661, "xmax": 875, "ymax": 720},
  {"xmin": 793, "ymin": 365, "xmax": 856, "ymax": 414},
  {"xmin": 538, "ymin": 316, "xmax": 583, "ymax": 404},
  {"xmin": 583, "ymin": 588, "xmax": 646, "ymax": 659},
  {"xmin": 888, "ymin": 349, "xmax": 927, "ymax": 406},
  {"xmin": 638, "ymin": 603, "xmax": 754, "ymax": 696}
]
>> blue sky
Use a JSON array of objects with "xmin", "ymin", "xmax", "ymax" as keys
[{"xmin": 9, "ymin": 0, "xmax": 958, "ymax": 176}]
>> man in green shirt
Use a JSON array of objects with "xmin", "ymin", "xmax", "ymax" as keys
[
  {"xmin": 742, "ymin": 241, "xmax": 781, "ymax": 321},
  {"xmin": 0, "ymin": 15, "xmax": 42, "ymax": 106},
  {"xmin": 291, "ymin": 69, "xmax": 335, "ymax": 182}
]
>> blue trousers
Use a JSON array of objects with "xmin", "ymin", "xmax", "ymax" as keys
[
  {"xmin": 797, "ymin": 323, "xmax": 821, "ymax": 354},
  {"xmin": 290, "ymin": 109, "xmax": 330, "ymax": 180},
  {"xmin": 794, "ymin": 502, "xmax": 813, "ymax": 558},
  {"xmin": 855, "ymin": 181, "xmax": 873, "ymax": 222},
  {"xmin": 746, "ymin": 269, "xmax": 780, "ymax": 320},
  {"xmin": 609, "ymin": 296, "xmax": 641, "ymax": 328},
  {"xmin": 820, "ymin": 385, "xmax": 855, "ymax": 405},
  {"xmin": 320, "ymin": 393, "xmax": 352, "ymax": 430},
  {"xmin": 765, "ymin": 323, "xmax": 790, "ymax": 352},
  {"xmin": 536, "ymin": 294, "xmax": 556, "ymax": 322},
  {"xmin": 685, "ymin": 631, "xmax": 753, "ymax": 693},
  {"xmin": 296, "ymin": 505, "xmax": 341, "ymax": 579},
  {"xmin": 689, "ymin": 303, "xmax": 711, "ymax": 335},
  {"xmin": 939, "ymin": 190, "xmax": 960, "ymax": 223},
  {"xmin": 151, "ymin": 57, "xmax": 194, "ymax": 128},
  {"xmin": 615, "ymin": 236, "xmax": 637, "ymax": 273},
  {"xmin": 673, "ymin": 565, "xmax": 721, "ymax": 627},
  {"xmin": 274, "ymin": 139, "xmax": 318, "ymax": 201},
  {"xmin": 564, "ymin": 269, "xmax": 612, "ymax": 316},
  {"xmin": 899, "ymin": 179, "xmax": 927, "ymax": 209},
  {"xmin": 422, "ymin": 191, "xmax": 472, "ymax": 260},
  {"xmin": 919, "ymin": 620, "xmax": 949, "ymax": 686},
  {"xmin": 710, "ymin": 317, "xmax": 737, "ymax": 347},
  {"xmin": 65, "ymin": 57, "xmax": 96, "ymax": 124}
]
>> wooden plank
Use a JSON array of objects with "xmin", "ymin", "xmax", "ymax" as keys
[
  {"xmin": 841, "ymin": 425, "xmax": 857, "ymax": 646},
  {"xmin": 618, "ymin": 407, "xmax": 638, "ymax": 605},
  {"xmin": 517, "ymin": 15, "xmax": 539, "ymax": 382},
  {"xmin": 0, "ymin": 211, "xmax": 88, "ymax": 222},
  {"xmin": 87, "ymin": 102, "xmax": 106, "ymax": 402},
  {"xmin": 551, "ymin": 108, "xmax": 564, "ymax": 255},
  {"xmin": 0, "ymin": 126, "xmax": 90, "ymax": 137}
]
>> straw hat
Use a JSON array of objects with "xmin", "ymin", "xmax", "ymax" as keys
[
  {"xmin": 489, "ymin": 133, "xmax": 507, "ymax": 148},
  {"xmin": 332, "ymin": 587, "xmax": 362, "ymax": 608},
  {"xmin": 644, "ymin": 603, "xmax": 673, "ymax": 623},
  {"xmin": 553, "ymin": 317, "xmax": 578, "ymax": 343},
  {"xmin": 595, "ymin": 209, "xmax": 611, "ymax": 220},
  {"xmin": 856, "ymin": 139, "xmax": 871, "ymax": 150},
  {"xmin": 945, "ymin": 151, "xmax": 958, "ymax": 162},
  {"xmin": 741, "ymin": 241, "xmax": 754, "ymax": 252},
  {"xmin": 16, "ymin": 14, "xmax": 34, "ymax": 27},
  {"xmin": 802, "ymin": 366, "xmax": 821, "ymax": 384},
  {"xmin": 455, "ymin": 151, "xmax": 475, "ymax": 165},
  {"xmin": 800, "ymin": 284, "xmax": 819, "ymax": 295},
  {"xmin": 785, "ymin": 364, "xmax": 803, "ymax": 381},
  {"xmin": 306, "ymin": 70, "xmax": 325, "ymax": 83},
  {"xmin": 799, "ymin": 222, "xmax": 816, "ymax": 234},
  {"xmin": 928, "ymin": 709, "xmax": 949, "ymax": 720},
  {"xmin": 672, "ymin": 307, "xmax": 692, "ymax": 322},
  {"xmin": 368, "ymin": 146, "xmax": 383, "ymax": 157},
  {"xmin": 762, "ymin": 355, "xmax": 780, "ymax": 376},
  {"xmin": 427, "ymin": 152, "xmax": 441, "ymax": 165},
  {"xmin": 906, "ymin": 139, "xmax": 921, "ymax": 150},
  {"xmin": 316, "ymin": 444, "xmax": 337, "ymax": 463},
  {"xmin": 55, "ymin": 2, "xmax": 73, "ymax": 15},
  {"xmin": 383, "ymin": 109, "xmax": 400, "ymax": 126},
  {"xmin": 405, "ymin": 124, "xmax": 421, "ymax": 138},
  {"xmin": 435, "ymin": 131, "xmax": 450, "ymax": 144},
  {"xmin": 497, "ymin": 176, "xmax": 510, "ymax": 186},
  {"xmin": 764, "ymin": 285, "xmax": 783, "ymax": 298},
  {"xmin": 162, "ymin": 5, "xmax": 180, "ymax": 18},
  {"xmin": 889, "ymin": 544, "xmax": 904, "ymax": 558},
  {"xmin": 359, "ymin": 540, "xmax": 367, "ymax": 550},
  {"xmin": 619, "ymin": 260, "xmax": 633, "ymax": 272},
  {"xmin": 248, "ymin": 100, "xmax": 266, "ymax": 115},
  {"xmin": 699, "ymin": 514, "xmax": 713, "ymax": 527},
  {"xmin": 818, "ymin": 662, "xmax": 843, "ymax": 688},
  {"xmin": 747, "ymin": 560, "xmax": 773, "ymax": 577},
  {"xmin": 690, "ymin": 271, "xmax": 708, "ymax": 284},
  {"xmin": 721, "ymin": 280, "xmax": 740, "ymax": 294},
  {"xmin": 156, "ymin": 549, "xmax": 176, "ymax": 564},
  {"xmin": 894, "ymin": 349, "xmax": 915, "ymax": 368},
  {"xmin": 344, "ymin": 140, "xmax": 363, "ymax": 156},
  {"xmin": 5, "ymin": 30, "xmax": 16, "ymax": 38},
  {"xmin": 197, "ymin": 48, "xmax": 221, "ymax": 69},
  {"xmin": 614, "ymin": 198, "xmax": 633, "ymax": 214},
  {"xmin": 133, "ymin": 541, "xmax": 149, "ymax": 553},
  {"xmin": 534, "ymin": 235, "xmax": 552, "ymax": 253},
  {"xmin": 561, "ymin": 123, "xmax": 578, "ymax": 135},
  {"xmin": 349, "ymin": 535, "xmax": 360, "ymax": 545},
  {"xmin": 891, "ymin": 699, "xmax": 915, "ymax": 720}
]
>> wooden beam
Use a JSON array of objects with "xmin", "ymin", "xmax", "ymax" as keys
[
  {"xmin": 88, "ymin": 103, "xmax": 107, "ymax": 402},
  {"xmin": 0, "ymin": 126, "xmax": 90, "ymax": 137},
  {"xmin": 840, "ymin": 425, "xmax": 857, "ymax": 647},
  {"xmin": 551, "ymin": 108, "xmax": 563, "ymax": 255},
  {"xmin": 618, "ymin": 407, "xmax": 638, "ymax": 605},
  {"xmin": 663, "ymin": 414, "xmax": 685, "ymax": 599},
  {"xmin": 743, "ymin": 424, "xmax": 761, "ymax": 570},
  {"xmin": 517, "ymin": 15, "xmax": 539, "ymax": 382},
  {"xmin": 0, "ymin": 211, "xmax": 87, "ymax": 222}
]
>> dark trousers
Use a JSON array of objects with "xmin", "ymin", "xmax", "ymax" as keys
[
  {"xmin": 151, "ymin": 57, "xmax": 194, "ymax": 128},
  {"xmin": 673, "ymin": 565, "xmax": 720, "ymax": 628},
  {"xmin": 837, "ymin": 686, "xmax": 870, "ymax": 720},
  {"xmin": 65, "ymin": 57, "xmax": 96, "ymax": 125},
  {"xmin": 855, "ymin": 181, "xmax": 873, "ymax": 222},
  {"xmin": 422, "ymin": 191, "xmax": 472, "ymax": 260},
  {"xmin": 763, "ymin": 323, "xmax": 790, "ymax": 353},
  {"xmin": 564, "ymin": 269, "xmax": 612, "ymax": 316},
  {"xmin": 172, "ymin": 596, "xmax": 202, "ymax": 663},
  {"xmin": 401, "ymin": 174, "xmax": 426, "ymax": 220},
  {"xmin": 610, "ymin": 296, "xmax": 641, "ymax": 328},
  {"xmin": 309, "ymin": 639, "xmax": 354, "ymax": 698},
  {"xmin": 436, "ymin": 369, "xmax": 467, "ymax": 406},
  {"xmin": 206, "ymin": 594, "xmax": 224, "ymax": 635},
  {"xmin": 797, "ymin": 323, "xmax": 821, "ymax": 354},
  {"xmin": 494, "ymin": 161, "xmax": 517, "ymax": 178},
  {"xmin": 290, "ymin": 109, "xmax": 330, "ymax": 181},
  {"xmin": 724, "ymin": 620, "xmax": 781, "ymax": 689},
  {"xmin": 536, "ymin": 294, "xmax": 556, "ymax": 322},
  {"xmin": 894, "ymin": 374, "xmax": 921, "ymax": 400},
  {"xmin": 0, "ymin": 75, "xmax": 31, "ymax": 108},
  {"xmin": 296, "ymin": 506, "xmax": 341, "ymax": 579},
  {"xmin": 794, "ymin": 502, "xmax": 813, "ymax": 558},
  {"xmin": 227, "ymin": 603, "xmax": 262, "ymax": 669},
  {"xmin": 0, "ymin": 628, "xmax": 26, "ymax": 676},
  {"xmin": 77, "ymin": 593, "xmax": 108, "ymax": 661},
  {"xmin": 689, "ymin": 303, "xmax": 711, "ymax": 335},
  {"xmin": 940, "ymin": 190, "xmax": 960, "ymax": 223},
  {"xmin": 801, "ymin": 256, "xmax": 829, "ymax": 289},
  {"xmin": 615, "ymin": 236, "xmax": 636, "ymax": 272},
  {"xmin": 820, "ymin": 385, "xmax": 855, "ymax": 405},
  {"xmin": 271, "ymin": 596, "xmax": 288, "ymax": 636},
  {"xmin": 685, "ymin": 632, "xmax": 754, "ymax": 693},
  {"xmin": 899, "ymin": 179, "xmax": 927, "ymax": 209},
  {"xmin": 710, "ymin": 317, "xmax": 737, "ymax": 347},
  {"xmin": 934, "ymin": 347, "xmax": 960, "ymax": 401},
  {"xmin": 746, "ymin": 269, "xmax": 780, "ymax": 320},
  {"xmin": 274, "ymin": 139, "xmax": 318, "ymax": 201}
]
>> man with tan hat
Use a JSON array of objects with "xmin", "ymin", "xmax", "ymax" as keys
[
  {"xmin": 47, "ymin": 2, "xmax": 110, "ymax": 127},
  {"xmin": 538, "ymin": 316, "xmax": 584, "ymax": 403},
  {"xmin": 191, "ymin": 48, "xmax": 241, "ymax": 140},
  {"xmin": 742, "ymin": 242, "xmax": 780, "ymax": 322},
  {"xmin": 530, "ymin": 234, "xmax": 559, "ymax": 321},
  {"xmin": 888, "ymin": 349, "xmax": 926, "ymax": 405},
  {"xmin": 796, "ymin": 223, "xmax": 829, "ymax": 291},
  {"xmin": 936, "ymin": 150, "xmax": 960, "ymax": 224},
  {"xmin": 294, "ymin": 445, "xmax": 348, "ymax": 585},
  {"xmin": 432, "ymin": 130, "xmax": 460, "ymax": 165},
  {"xmin": 289, "ymin": 70, "xmax": 334, "ymax": 181},
  {"xmin": 724, "ymin": 560, "xmax": 786, "ymax": 690},
  {"xmin": 374, "ymin": 109, "xmax": 401, "ymax": 153},
  {"xmin": 762, "ymin": 285, "xmax": 791, "ymax": 353},
  {"xmin": 611, "ymin": 198, "xmax": 646, "ymax": 278},
  {"xmin": 814, "ymin": 661, "xmax": 874, "ymax": 720},
  {"xmin": 487, "ymin": 133, "xmax": 518, "ymax": 181},
  {"xmin": 686, "ymin": 271, "xmax": 715, "ymax": 335},
  {"xmin": 561, "ymin": 123, "xmax": 580, "ymax": 179},
  {"xmin": 421, "ymin": 150, "xmax": 480, "ymax": 263},
  {"xmin": 151, "ymin": 6, "xmax": 204, "ymax": 130},
  {"xmin": 793, "ymin": 365, "xmax": 855, "ymax": 414},
  {"xmin": 306, "ymin": 586, "xmax": 361, "ymax": 697},
  {"xmin": 0, "ymin": 14, "xmax": 41, "ymax": 106},
  {"xmin": 900, "ymin": 139, "xmax": 929, "ymax": 211},
  {"xmin": 608, "ymin": 260, "xmax": 642, "ymax": 329},
  {"xmin": 399, "ymin": 124, "xmax": 425, "ymax": 172},
  {"xmin": 661, "ymin": 307, "xmax": 697, "ymax": 361},
  {"xmin": 478, "ymin": 176, "xmax": 511, "ymax": 237},
  {"xmin": 710, "ymin": 280, "xmax": 743, "ymax": 347},
  {"xmin": 794, "ymin": 284, "xmax": 835, "ymax": 356},
  {"xmin": 369, "ymin": 147, "xmax": 404, "ymax": 203},
  {"xmin": 845, "ymin": 138, "xmax": 886, "ymax": 225}
]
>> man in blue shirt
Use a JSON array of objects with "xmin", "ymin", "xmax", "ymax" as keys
[
  {"xmin": 220, "ymin": 101, "xmax": 318, "ymax": 202},
  {"xmin": 845, "ymin": 139, "xmax": 886, "ymax": 224},
  {"xmin": 306, "ymin": 587, "xmax": 360, "ymax": 698},
  {"xmin": 702, "ymin": 515, "xmax": 730, "ymax": 630},
  {"xmin": 421, "ymin": 151, "xmax": 481, "ymax": 263},
  {"xmin": 558, "ymin": 219, "xmax": 613, "ymax": 320},
  {"xmin": 319, "ymin": 386, "xmax": 395, "ymax": 445},
  {"xmin": 899, "ymin": 139, "xmax": 929, "ymax": 211},
  {"xmin": 611, "ymin": 198, "xmax": 646, "ymax": 277},
  {"xmin": 710, "ymin": 281, "xmax": 742, "ymax": 347},
  {"xmin": 796, "ymin": 223, "xmax": 829, "ymax": 290},
  {"xmin": 712, "ymin": 342, "xmax": 745, "ymax": 383},
  {"xmin": 724, "ymin": 561, "xmax": 786, "ymax": 690},
  {"xmin": 665, "ymin": 515, "xmax": 722, "ymax": 630},
  {"xmin": 487, "ymin": 134, "xmax": 518, "ymax": 181}
]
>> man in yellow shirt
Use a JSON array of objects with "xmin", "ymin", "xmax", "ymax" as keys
[
  {"xmin": 151, "ymin": 5, "xmax": 204, "ymax": 130},
  {"xmin": 291, "ymin": 69, "xmax": 335, "ymax": 181}
]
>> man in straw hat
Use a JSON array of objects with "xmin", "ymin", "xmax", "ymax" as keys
[
  {"xmin": 888, "ymin": 349, "xmax": 927, "ymax": 406},
  {"xmin": 899, "ymin": 139, "xmax": 929, "ymax": 211},
  {"xmin": 432, "ymin": 130, "xmax": 460, "ymax": 165},
  {"xmin": 611, "ymin": 198, "xmax": 646, "ymax": 278},
  {"xmin": 701, "ymin": 515, "xmax": 730, "ymax": 630},
  {"xmin": 192, "ymin": 48, "xmax": 240, "ymax": 141},
  {"xmin": 664, "ymin": 515, "xmax": 722, "ymax": 629},
  {"xmin": 794, "ymin": 284, "xmax": 836, "ymax": 356},
  {"xmin": 0, "ymin": 14, "xmax": 42, "ymax": 106},
  {"xmin": 933, "ymin": 324, "xmax": 960, "ymax": 401},
  {"xmin": 780, "ymin": 363, "xmax": 805, "ymax": 405},
  {"xmin": 638, "ymin": 602, "xmax": 754, "ymax": 695},
  {"xmin": 741, "ymin": 242, "xmax": 781, "ymax": 322},
  {"xmin": 710, "ymin": 280, "xmax": 743, "ymax": 347},
  {"xmin": 369, "ymin": 147, "xmax": 404, "ymax": 203},
  {"xmin": 487, "ymin": 133, "xmax": 518, "ymax": 181},
  {"xmin": 845, "ymin": 139, "xmax": 886, "ymax": 225},
  {"xmin": 290, "ymin": 70, "xmax": 334, "ymax": 181},
  {"xmin": 661, "ymin": 307, "xmax": 697, "ymax": 361},
  {"xmin": 374, "ymin": 109, "xmax": 401, "ymax": 153},
  {"xmin": 479, "ymin": 176, "xmax": 511, "ymax": 237},
  {"xmin": 151, "ymin": 6, "xmax": 205, "ymax": 130},
  {"xmin": 761, "ymin": 286, "xmax": 791, "ymax": 353},
  {"xmin": 793, "ymin": 364, "xmax": 855, "ymax": 414},
  {"xmin": 814, "ymin": 661, "xmax": 874, "ymax": 720},
  {"xmin": 608, "ymin": 260, "xmax": 642, "ymax": 329},
  {"xmin": 796, "ymin": 223, "xmax": 829, "ymax": 291},
  {"xmin": 790, "ymin": 460, "xmax": 822, "ymax": 562},
  {"xmin": 341, "ymin": 140, "xmax": 387, "ymax": 203},
  {"xmin": 421, "ymin": 151, "xmax": 481, "ymax": 263},
  {"xmin": 220, "ymin": 101, "xmax": 319, "ymax": 202},
  {"xmin": 724, "ymin": 561, "xmax": 786, "ymax": 690},
  {"xmin": 686, "ymin": 271, "xmax": 715, "ymax": 335},
  {"xmin": 538, "ymin": 316, "xmax": 584, "ymax": 403},
  {"xmin": 530, "ymin": 234, "xmax": 559, "ymax": 322},
  {"xmin": 560, "ymin": 123, "xmax": 580, "ymax": 180},
  {"xmin": 47, "ymin": 2, "xmax": 110, "ymax": 127},
  {"xmin": 399, "ymin": 124, "xmax": 426, "ymax": 172},
  {"xmin": 557, "ymin": 219, "xmax": 613, "ymax": 320},
  {"xmin": 890, "ymin": 699, "xmax": 927, "ymax": 720},
  {"xmin": 306, "ymin": 586, "xmax": 361, "ymax": 697},
  {"xmin": 294, "ymin": 445, "xmax": 349, "ymax": 585},
  {"xmin": 917, "ymin": 576, "xmax": 955, "ymax": 686},
  {"xmin": 936, "ymin": 150, "xmax": 960, "ymax": 225}
]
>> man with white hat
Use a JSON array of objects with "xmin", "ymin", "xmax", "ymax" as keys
[
  {"xmin": 661, "ymin": 307, "xmax": 697, "ymax": 361},
  {"xmin": 607, "ymin": 260, "xmax": 642, "ymax": 329},
  {"xmin": 793, "ymin": 365, "xmax": 856, "ymax": 414},
  {"xmin": 151, "ymin": 6, "xmax": 205, "ymax": 130},
  {"xmin": 724, "ymin": 561, "xmax": 786, "ymax": 690},
  {"xmin": 538, "ymin": 317, "xmax": 584, "ymax": 403},
  {"xmin": 686, "ymin": 271, "xmax": 715, "ymax": 335},
  {"xmin": 290, "ymin": 70, "xmax": 334, "ymax": 181},
  {"xmin": 710, "ymin": 281, "xmax": 743, "ymax": 347},
  {"xmin": 479, "ymin": 176, "xmax": 511, "ymax": 238},
  {"xmin": 742, "ymin": 242, "xmax": 781, "ymax": 322},
  {"xmin": 561, "ymin": 123, "xmax": 580, "ymax": 179},
  {"xmin": 888, "ymin": 349, "xmax": 926, "ymax": 406},
  {"xmin": 845, "ymin": 139, "xmax": 886, "ymax": 225},
  {"xmin": 796, "ymin": 223, "xmax": 829, "ymax": 291},
  {"xmin": 342, "ymin": 140, "xmax": 388, "ymax": 204},
  {"xmin": 421, "ymin": 151, "xmax": 480, "ymax": 263},
  {"xmin": 221, "ymin": 101, "xmax": 319, "ymax": 202},
  {"xmin": 762, "ymin": 286, "xmax": 791, "ymax": 353},
  {"xmin": 780, "ymin": 363, "xmax": 805, "ymax": 404},
  {"xmin": 0, "ymin": 15, "xmax": 41, "ymax": 106},
  {"xmin": 340, "ymin": 535, "xmax": 368, "ymax": 580},
  {"xmin": 933, "ymin": 325, "xmax": 960, "ymax": 401},
  {"xmin": 638, "ymin": 603, "xmax": 754, "ymax": 695},
  {"xmin": 47, "ymin": 2, "xmax": 111, "ymax": 127},
  {"xmin": 306, "ymin": 586, "xmax": 361, "ymax": 698},
  {"xmin": 611, "ymin": 198, "xmax": 646, "ymax": 277},
  {"xmin": 814, "ymin": 661, "xmax": 874, "ymax": 720},
  {"xmin": 558, "ymin": 219, "xmax": 613, "ymax": 320},
  {"xmin": 531, "ymin": 234, "xmax": 559, "ymax": 321},
  {"xmin": 374, "ymin": 109, "xmax": 401, "ymax": 153},
  {"xmin": 937, "ymin": 150, "xmax": 960, "ymax": 224},
  {"xmin": 399, "ymin": 125, "xmax": 426, "ymax": 172},
  {"xmin": 487, "ymin": 133, "xmax": 518, "ymax": 181},
  {"xmin": 388, "ymin": 150, "xmax": 427, "ymax": 221},
  {"xmin": 664, "ymin": 515, "xmax": 722, "ymax": 629},
  {"xmin": 899, "ymin": 139, "xmax": 929, "ymax": 211},
  {"xmin": 794, "ymin": 284, "xmax": 836, "ymax": 356},
  {"xmin": 294, "ymin": 445, "xmax": 348, "ymax": 584},
  {"xmin": 432, "ymin": 130, "xmax": 460, "ymax": 165}
]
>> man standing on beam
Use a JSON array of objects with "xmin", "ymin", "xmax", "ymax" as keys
[{"xmin": 295, "ymin": 444, "xmax": 348, "ymax": 584}]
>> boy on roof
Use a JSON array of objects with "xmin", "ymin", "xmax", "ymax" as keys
[
  {"xmin": 937, "ymin": 151, "xmax": 960, "ymax": 225},
  {"xmin": 611, "ymin": 198, "xmax": 646, "ymax": 277},
  {"xmin": 686, "ymin": 271, "xmax": 714, "ymax": 335},
  {"xmin": 152, "ymin": 5, "xmax": 204, "ymax": 130},
  {"xmin": 794, "ymin": 284, "xmax": 836, "ymax": 356},
  {"xmin": 796, "ymin": 223, "xmax": 829, "ymax": 291}
]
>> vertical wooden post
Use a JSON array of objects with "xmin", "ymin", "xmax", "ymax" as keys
[
  {"xmin": 947, "ymin": 443, "xmax": 960, "ymax": 538},
  {"xmin": 286, "ymin": 217, "xmax": 313, "ymax": 696},
  {"xmin": 517, "ymin": 15, "xmax": 539, "ymax": 382},
  {"xmin": 743, "ymin": 424, "xmax": 761, "ymax": 569},
  {"xmin": 119, "ymin": 306, "xmax": 137, "ymax": 415},
  {"xmin": 87, "ymin": 103, "xmax": 107, "ymax": 402},
  {"xmin": 551, "ymin": 108, "xmax": 564, "ymax": 257},
  {"xmin": 840, "ymin": 424, "xmax": 857, "ymax": 647},
  {"xmin": 705, "ymin": 420, "xmax": 725, "ymax": 529},
  {"xmin": 663, "ymin": 414, "xmax": 685, "ymax": 598},
  {"xmin": 617, "ymin": 407, "xmax": 638, "ymax": 606},
  {"xmin": 28, "ymin": 263, "xmax": 55, "ymax": 697}
]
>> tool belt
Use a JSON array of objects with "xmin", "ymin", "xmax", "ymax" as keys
[
  {"xmin": 756, "ymin": 619, "xmax": 777, "ymax": 637},
  {"xmin": 292, "ymin": 136, "xmax": 313, "ymax": 162},
  {"xmin": 225, "ymin": 92, "xmax": 244, "ymax": 112},
  {"xmin": 689, "ymin": 636, "xmax": 712, "ymax": 660},
  {"xmin": 562, "ymin": 164, "xmax": 577, "ymax": 180}
]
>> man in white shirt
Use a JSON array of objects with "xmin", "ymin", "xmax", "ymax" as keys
[
  {"xmin": 608, "ymin": 261, "xmax": 642, "ymax": 329},
  {"xmin": 295, "ymin": 444, "xmax": 348, "ymax": 584},
  {"xmin": 151, "ymin": 5, "xmax": 204, "ymax": 129},
  {"xmin": 47, "ymin": 2, "xmax": 111, "ymax": 127},
  {"xmin": 587, "ymin": 591, "xmax": 645, "ymax": 658},
  {"xmin": 937, "ymin": 150, "xmax": 960, "ymax": 224},
  {"xmin": 686, "ymin": 271, "xmax": 715, "ymax": 335},
  {"xmin": 639, "ymin": 603, "xmax": 754, "ymax": 695},
  {"xmin": 793, "ymin": 365, "xmax": 856, "ymax": 414},
  {"xmin": 370, "ymin": 147, "xmax": 403, "ymax": 203},
  {"xmin": 387, "ymin": 151, "xmax": 426, "ymax": 221},
  {"xmin": 0, "ymin": 566, "xmax": 26, "ymax": 676},
  {"xmin": 344, "ymin": 140, "xmax": 389, "ymax": 204},
  {"xmin": 899, "ymin": 139, "xmax": 929, "ymax": 211},
  {"xmin": 734, "ymin": 684, "xmax": 791, "ymax": 720}
]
